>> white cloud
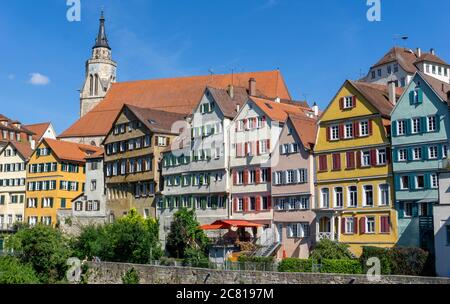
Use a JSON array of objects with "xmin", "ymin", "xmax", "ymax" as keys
[{"xmin": 29, "ymin": 73, "xmax": 50, "ymax": 85}]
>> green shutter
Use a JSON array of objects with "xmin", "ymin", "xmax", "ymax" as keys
[
  {"xmin": 392, "ymin": 121, "xmax": 397, "ymax": 137},
  {"xmin": 412, "ymin": 203, "xmax": 419, "ymax": 218},
  {"xmin": 421, "ymin": 117, "xmax": 427, "ymax": 133},
  {"xmin": 417, "ymin": 89, "xmax": 424, "ymax": 104},
  {"xmin": 398, "ymin": 202, "xmax": 405, "ymax": 219},
  {"xmin": 435, "ymin": 115, "xmax": 440, "ymax": 132}
]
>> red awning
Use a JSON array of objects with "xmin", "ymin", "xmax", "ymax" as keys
[{"xmin": 200, "ymin": 220, "xmax": 264, "ymax": 230}]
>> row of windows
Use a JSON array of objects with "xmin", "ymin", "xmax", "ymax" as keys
[
  {"xmin": 235, "ymin": 140, "xmax": 271, "ymax": 157},
  {"xmin": 235, "ymin": 116, "xmax": 267, "ymax": 132},
  {"xmin": 36, "ymin": 148, "xmax": 51, "ymax": 157},
  {"xmin": 159, "ymin": 195, "xmax": 226, "ymax": 210},
  {"xmin": 27, "ymin": 181, "xmax": 83, "ymax": 192},
  {"xmin": 27, "ymin": 216, "xmax": 52, "ymax": 226},
  {"xmin": 112, "ymin": 121, "xmax": 143, "ymax": 135},
  {"xmin": 0, "ymin": 214, "xmax": 23, "ymax": 226},
  {"xmin": 26, "ymin": 198, "xmax": 62, "ymax": 209},
  {"xmin": 28, "ymin": 163, "xmax": 58, "ymax": 173},
  {"xmin": 233, "ymin": 196, "xmax": 272, "ymax": 212},
  {"xmin": 0, "ymin": 131, "xmax": 27, "ymax": 143},
  {"xmin": 0, "ymin": 163, "xmax": 25, "ymax": 172},
  {"xmin": 233, "ymin": 168, "xmax": 270, "ymax": 185},
  {"xmin": 425, "ymin": 63, "xmax": 449, "ymax": 77},
  {"xmin": 106, "ymin": 182, "xmax": 155, "ymax": 200},
  {"xmin": 326, "ymin": 120, "xmax": 372, "ymax": 141},
  {"xmin": 105, "ymin": 156, "xmax": 153, "ymax": 177},
  {"xmin": 396, "ymin": 173, "xmax": 438, "ymax": 191},
  {"xmin": 199, "ymin": 102, "xmax": 215, "ymax": 114},
  {"xmin": 275, "ymin": 196, "xmax": 310, "ymax": 211},
  {"xmin": 105, "ymin": 135, "xmax": 152, "ymax": 155},
  {"xmin": 191, "ymin": 122, "xmax": 223, "ymax": 138},
  {"xmin": 342, "ymin": 215, "xmax": 391, "ymax": 234},
  {"xmin": 0, "ymin": 179, "xmax": 26, "ymax": 187},
  {"xmin": 0, "ymin": 194, "xmax": 25, "ymax": 204},
  {"xmin": 393, "ymin": 115, "xmax": 439, "ymax": 136},
  {"xmin": 273, "ymin": 169, "xmax": 308, "ymax": 185},
  {"xmin": 319, "ymin": 184, "xmax": 390, "ymax": 209},
  {"xmin": 280, "ymin": 143, "xmax": 300, "ymax": 155},
  {"xmin": 394, "ymin": 145, "xmax": 448, "ymax": 162},
  {"xmin": 318, "ymin": 148, "xmax": 389, "ymax": 172},
  {"xmin": 74, "ymin": 200, "xmax": 100, "ymax": 212},
  {"xmin": 370, "ymin": 63, "xmax": 400, "ymax": 80},
  {"xmin": 166, "ymin": 172, "xmax": 223, "ymax": 187},
  {"xmin": 286, "ymin": 223, "xmax": 310, "ymax": 238}
]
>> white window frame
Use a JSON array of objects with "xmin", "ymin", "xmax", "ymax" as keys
[
  {"xmin": 366, "ymin": 217, "xmax": 376, "ymax": 234},
  {"xmin": 378, "ymin": 184, "xmax": 390, "ymax": 206},
  {"xmin": 344, "ymin": 123, "xmax": 353, "ymax": 139},
  {"xmin": 412, "ymin": 118, "xmax": 421, "ymax": 134},
  {"xmin": 345, "ymin": 218, "xmax": 354, "ymax": 234},
  {"xmin": 377, "ymin": 149, "xmax": 387, "ymax": 165},
  {"xmin": 359, "ymin": 120, "xmax": 369, "ymax": 137},
  {"xmin": 334, "ymin": 187, "xmax": 343, "ymax": 208},
  {"xmin": 321, "ymin": 188, "xmax": 330, "ymax": 209},
  {"xmin": 415, "ymin": 175, "xmax": 425, "ymax": 189},
  {"xmin": 413, "ymin": 147, "xmax": 422, "ymax": 160},
  {"xmin": 431, "ymin": 174, "xmax": 438, "ymax": 189},
  {"xmin": 348, "ymin": 186, "xmax": 358, "ymax": 208},
  {"xmin": 429, "ymin": 146, "xmax": 438, "ymax": 160},
  {"xmin": 363, "ymin": 185, "xmax": 374, "ymax": 207},
  {"xmin": 330, "ymin": 125, "xmax": 339, "ymax": 141},
  {"xmin": 343, "ymin": 96, "xmax": 354, "ymax": 109},
  {"xmin": 427, "ymin": 116, "xmax": 436, "ymax": 132},
  {"xmin": 398, "ymin": 149, "xmax": 407, "ymax": 162}
]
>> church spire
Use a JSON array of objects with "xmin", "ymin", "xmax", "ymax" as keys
[{"xmin": 93, "ymin": 10, "xmax": 110, "ymax": 50}]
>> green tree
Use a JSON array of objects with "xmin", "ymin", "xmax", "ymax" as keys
[
  {"xmin": 72, "ymin": 209, "xmax": 162, "ymax": 264},
  {"xmin": 0, "ymin": 256, "xmax": 40, "ymax": 284},
  {"xmin": 166, "ymin": 208, "xmax": 210, "ymax": 259},
  {"xmin": 310, "ymin": 239, "xmax": 354, "ymax": 261},
  {"xmin": 6, "ymin": 225, "xmax": 73, "ymax": 283}
]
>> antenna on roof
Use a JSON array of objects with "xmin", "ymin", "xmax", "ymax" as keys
[
  {"xmin": 393, "ymin": 34, "xmax": 409, "ymax": 48},
  {"xmin": 208, "ymin": 68, "xmax": 214, "ymax": 84}
]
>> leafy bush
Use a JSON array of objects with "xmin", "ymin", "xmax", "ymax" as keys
[
  {"xmin": 0, "ymin": 256, "xmax": 40, "ymax": 284},
  {"xmin": 321, "ymin": 259, "xmax": 362, "ymax": 274},
  {"xmin": 122, "ymin": 268, "xmax": 140, "ymax": 284},
  {"xmin": 159, "ymin": 257, "xmax": 182, "ymax": 266},
  {"xmin": 360, "ymin": 246, "xmax": 431, "ymax": 276},
  {"xmin": 310, "ymin": 239, "xmax": 354, "ymax": 261},
  {"xmin": 166, "ymin": 208, "xmax": 210, "ymax": 259},
  {"xmin": 72, "ymin": 209, "xmax": 163, "ymax": 264},
  {"xmin": 278, "ymin": 258, "xmax": 314, "ymax": 273},
  {"xmin": 360, "ymin": 246, "xmax": 392, "ymax": 275},
  {"xmin": 182, "ymin": 247, "xmax": 210, "ymax": 269},
  {"xmin": 237, "ymin": 255, "xmax": 276, "ymax": 271},
  {"xmin": 6, "ymin": 225, "xmax": 72, "ymax": 283}
]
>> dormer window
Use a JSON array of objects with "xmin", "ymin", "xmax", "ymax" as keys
[
  {"xmin": 340, "ymin": 96, "xmax": 355, "ymax": 110},
  {"xmin": 371, "ymin": 71, "xmax": 376, "ymax": 79}
]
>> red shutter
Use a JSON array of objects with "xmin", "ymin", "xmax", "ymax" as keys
[
  {"xmin": 243, "ymin": 198, "xmax": 248, "ymax": 212},
  {"xmin": 341, "ymin": 218, "xmax": 346, "ymax": 234},
  {"xmin": 319, "ymin": 155, "xmax": 328, "ymax": 171},
  {"xmin": 244, "ymin": 143, "xmax": 248, "ymax": 155},
  {"xmin": 267, "ymin": 168, "xmax": 272, "ymax": 183},
  {"xmin": 256, "ymin": 141, "xmax": 260, "ymax": 155},
  {"xmin": 339, "ymin": 97, "xmax": 344, "ymax": 110},
  {"xmin": 243, "ymin": 119, "xmax": 248, "ymax": 130},
  {"xmin": 368, "ymin": 120, "xmax": 373, "ymax": 135},
  {"xmin": 386, "ymin": 216, "xmax": 391, "ymax": 233},
  {"xmin": 334, "ymin": 153, "xmax": 341, "ymax": 170},
  {"xmin": 236, "ymin": 143, "xmax": 241, "ymax": 157},
  {"xmin": 256, "ymin": 197, "xmax": 261, "ymax": 211},
  {"xmin": 339, "ymin": 124, "xmax": 344, "ymax": 139},
  {"xmin": 381, "ymin": 217, "xmax": 386, "ymax": 233},
  {"xmin": 356, "ymin": 151, "xmax": 361, "ymax": 168},
  {"xmin": 370, "ymin": 150, "xmax": 377, "ymax": 167},
  {"xmin": 255, "ymin": 168, "xmax": 261, "ymax": 185},
  {"xmin": 353, "ymin": 217, "xmax": 358, "ymax": 234},
  {"xmin": 267, "ymin": 139, "xmax": 271, "ymax": 151},
  {"xmin": 243, "ymin": 170, "xmax": 249, "ymax": 185},
  {"xmin": 326, "ymin": 127, "xmax": 331, "ymax": 141},
  {"xmin": 253, "ymin": 141, "xmax": 258, "ymax": 156},
  {"xmin": 353, "ymin": 121, "xmax": 359, "ymax": 137},
  {"xmin": 267, "ymin": 196, "xmax": 272, "ymax": 209},
  {"xmin": 233, "ymin": 171, "xmax": 237, "ymax": 185},
  {"xmin": 360, "ymin": 217, "xmax": 366, "ymax": 234},
  {"xmin": 346, "ymin": 152, "xmax": 355, "ymax": 169},
  {"xmin": 352, "ymin": 96, "xmax": 357, "ymax": 108}
]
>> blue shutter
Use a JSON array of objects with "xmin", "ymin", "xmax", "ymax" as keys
[
  {"xmin": 437, "ymin": 144, "xmax": 443, "ymax": 159},
  {"xmin": 407, "ymin": 148, "xmax": 413, "ymax": 162},
  {"xmin": 423, "ymin": 146, "xmax": 428, "ymax": 161},
  {"xmin": 424, "ymin": 173, "xmax": 431, "ymax": 189},
  {"xmin": 409, "ymin": 91, "xmax": 415, "ymax": 105},
  {"xmin": 417, "ymin": 89, "xmax": 424, "ymax": 104},
  {"xmin": 394, "ymin": 175, "xmax": 401, "ymax": 191},
  {"xmin": 435, "ymin": 115, "xmax": 440, "ymax": 132},
  {"xmin": 398, "ymin": 202, "xmax": 405, "ymax": 219},
  {"xmin": 409, "ymin": 174, "xmax": 415, "ymax": 190},
  {"xmin": 393, "ymin": 149, "xmax": 398, "ymax": 162},
  {"xmin": 412, "ymin": 203, "xmax": 419, "ymax": 217},
  {"xmin": 421, "ymin": 117, "xmax": 427, "ymax": 133},
  {"xmin": 392, "ymin": 121, "xmax": 398, "ymax": 137},
  {"xmin": 406, "ymin": 119, "xmax": 411, "ymax": 135}
]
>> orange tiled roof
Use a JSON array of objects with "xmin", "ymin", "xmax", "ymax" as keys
[
  {"xmin": 0, "ymin": 141, "xmax": 34, "ymax": 160},
  {"xmin": 25, "ymin": 122, "xmax": 51, "ymax": 142},
  {"xmin": 42, "ymin": 138, "xmax": 102, "ymax": 163},
  {"xmin": 250, "ymin": 97, "xmax": 308, "ymax": 122},
  {"xmin": 288, "ymin": 114, "xmax": 318, "ymax": 150},
  {"xmin": 59, "ymin": 70, "xmax": 291, "ymax": 138}
]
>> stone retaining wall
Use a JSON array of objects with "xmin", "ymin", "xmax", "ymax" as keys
[{"xmin": 86, "ymin": 262, "xmax": 450, "ymax": 284}]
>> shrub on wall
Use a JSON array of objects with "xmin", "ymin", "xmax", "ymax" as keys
[
  {"xmin": 238, "ymin": 255, "xmax": 276, "ymax": 271},
  {"xmin": 321, "ymin": 259, "xmax": 362, "ymax": 274},
  {"xmin": 122, "ymin": 268, "xmax": 140, "ymax": 284},
  {"xmin": 309, "ymin": 239, "xmax": 354, "ymax": 260},
  {"xmin": 278, "ymin": 258, "xmax": 314, "ymax": 273},
  {"xmin": 360, "ymin": 246, "xmax": 392, "ymax": 275}
]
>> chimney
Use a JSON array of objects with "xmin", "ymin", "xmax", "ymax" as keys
[
  {"xmin": 388, "ymin": 80, "xmax": 397, "ymax": 104},
  {"xmin": 228, "ymin": 85, "xmax": 234, "ymax": 99},
  {"xmin": 312, "ymin": 103, "xmax": 319, "ymax": 116},
  {"xmin": 416, "ymin": 47, "xmax": 422, "ymax": 58},
  {"xmin": 430, "ymin": 48, "xmax": 435, "ymax": 56},
  {"xmin": 274, "ymin": 97, "xmax": 281, "ymax": 103},
  {"xmin": 249, "ymin": 78, "xmax": 256, "ymax": 96},
  {"xmin": 31, "ymin": 140, "xmax": 36, "ymax": 150}
]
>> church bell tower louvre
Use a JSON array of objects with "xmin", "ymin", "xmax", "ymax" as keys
[{"xmin": 79, "ymin": 11, "xmax": 117, "ymax": 118}]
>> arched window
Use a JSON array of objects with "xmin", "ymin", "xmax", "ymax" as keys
[
  {"xmin": 94, "ymin": 75, "xmax": 99, "ymax": 96},
  {"xmin": 89, "ymin": 75, "xmax": 94, "ymax": 96}
]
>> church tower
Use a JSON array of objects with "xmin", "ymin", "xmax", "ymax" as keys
[{"xmin": 80, "ymin": 11, "xmax": 117, "ymax": 117}]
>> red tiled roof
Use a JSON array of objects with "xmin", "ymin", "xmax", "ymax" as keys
[
  {"xmin": 288, "ymin": 114, "xmax": 318, "ymax": 150},
  {"xmin": 250, "ymin": 97, "xmax": 308, "ymax": 122},
  {"xmin": 59, "ymin": 70, "xmax": 291, "ymax": 138},
  {"xmin": 25, "ymin": 122, "xmax": 51, "ymax": 142},
  {"xmin": 0, "ymin": 141, "xmax": 34, "ymax": 160},
  {"xmin": 42, "ymin": 138, "xmax": 103, "ymax": 163}
]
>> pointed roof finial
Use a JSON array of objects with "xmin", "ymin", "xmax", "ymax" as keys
[{"xmin": 93, "ymin": 9, "xmax": 110, "ymax": 50}]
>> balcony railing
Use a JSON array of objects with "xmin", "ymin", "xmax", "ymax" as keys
[{"xmin": 317, "ymin": 232, "xmax": 338, "ymax": 241}]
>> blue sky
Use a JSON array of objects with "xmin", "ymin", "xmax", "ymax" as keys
[{"xmin": 1, "ymin": 0, "xmax": 449, "ymax": 134}]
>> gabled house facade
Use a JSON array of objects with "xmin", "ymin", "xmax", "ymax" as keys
[
  {"xmin": 158, "ymin": 85, "xmax": 250, "ymax": 246},
  {"xmin": 25, "ymin": 139, "xmax": 102, "ymax": 227},
  {"xmin": 103, "ymin": 105, "xmax": 184, "ymax": 220},
  {"xmin": 272, "ymin": 114, "xmax": 317, "ymax": 259},
  {"xmin": 314, "ymin": 80, "xmax": 399, "ymax": 256},
  {"xmin": 229, "ymin": 97, "xmax": 311, "ymax": 245},
  {"xmin": 0, "ymin": 141, "xmax": 33, "ymax": 232},
  {"xmin": 391, "ymin": 72, "xmax": 450, "ymax": 251}
]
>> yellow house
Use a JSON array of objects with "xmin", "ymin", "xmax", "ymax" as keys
[
  {"xmin": 314, "ymin": 80, "xmax": 400, "ymax": 256},
  {"xmin": 25, "ymin": 138, "xmax": 102, "ymax": 227}
]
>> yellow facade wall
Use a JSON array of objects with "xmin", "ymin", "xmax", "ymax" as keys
[
  {"xmin": 24, "ymin": 141, "xmax": 86, "ymax": 227},
  {"xmin": 315, "ymin": 82, "xmax": 397, "ymax": 256}
]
